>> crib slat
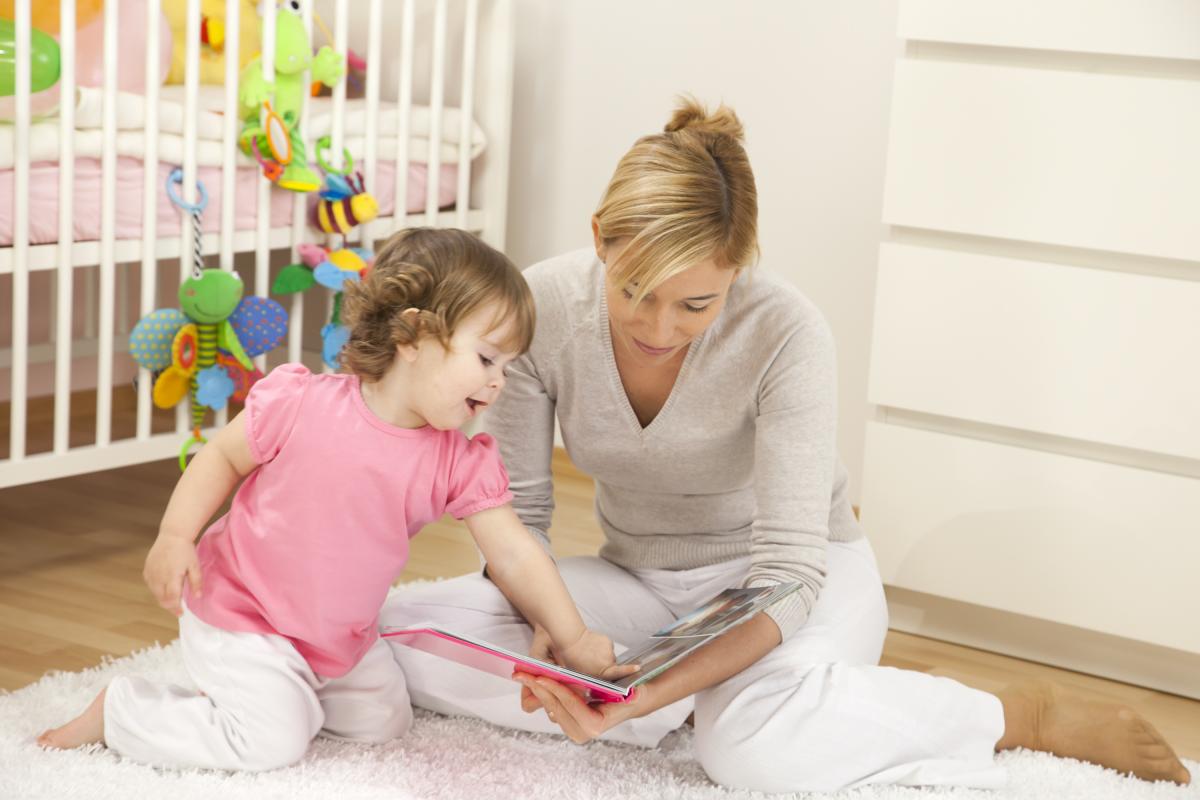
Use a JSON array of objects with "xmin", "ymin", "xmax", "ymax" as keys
[
  {"xmin": 285, "ymin": 1, "xmax": 310, "ymax": 366},
  {"xmin": 426, "ymin": 0, "xmax": 448, "ymax": 223},
  {"xmin": 182, "ymin": 0, "xmax": 202, "ymax": 271},
  {"xmin": 220, "ymin": 0, "xmax": 240, "ymax": 274},
  {"xmin": 394, "ymin": 0, "xmax": 415, "ymax": 233},
  {"xmin": 479, "ymin": 0, "xmax": 513, "ymax": 249},
  {"xmin": 319, "ymin": 0, "xmax": 350, "ymax": 374},
  {"xmin": 330, "ymin": 0, "xmax": 348, "ymax": 174},
  {"xmin": 136, "ymin": 0, "xmax": 163, "ymax": 441},
  {"xmin": 256, "ymin": 0, "xmax": 275, "ymax": 372},
  {"xmin": 52, "ymin": 0, "xmax": 76, "ymax": 454},
  {"xmin": 96, "ymin": 0, "xmax": 121, "ymax": 447},
  {"xmin": 362, "ymin": 0, "xmax": 383, "ymax": 251},
  {"xmin": 213, "ymin": 0, "xmax": 241, "ymax": 430},
  {"xmin": 9, "ymin": 0, "xmax": 31, "ymax": 461},
  {"xmin": 175, "ymin": 0, "xmax": 202, "ymax": 434},
  {"xmin": 457, "ymin": 0, "xmax": 479, "ymax": 229}
]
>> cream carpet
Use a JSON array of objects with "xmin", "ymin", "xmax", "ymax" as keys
[{"xmin": 2, "ymin": 627, "xmax": 1196, "ymax": 799}]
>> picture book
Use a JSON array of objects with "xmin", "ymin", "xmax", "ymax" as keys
[{"xmin": 382, "ymin": 581, "xmax": 802, "ymax": 704}]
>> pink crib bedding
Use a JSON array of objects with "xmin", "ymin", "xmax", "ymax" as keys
[{"xmin": 0, "ymin": 158, "xmax": 459, "ymax": 246}]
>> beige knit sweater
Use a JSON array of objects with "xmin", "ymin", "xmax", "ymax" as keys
[{"xmin": 484, "ymin": 249, "xmax": 863, "ymax": 638}]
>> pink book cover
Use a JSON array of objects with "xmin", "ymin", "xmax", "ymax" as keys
[
  {"xmin": 381, "ymin": 627, "xmax": 633, "ymax": 703},
  {"xmin": 382, "ymin": 583, "xmax": 802, "ymax": 704}
]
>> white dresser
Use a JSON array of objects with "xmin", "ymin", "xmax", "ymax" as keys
[{"xmin": 861, "ymin": 0, "xmax": 1200, "ymax": 699}]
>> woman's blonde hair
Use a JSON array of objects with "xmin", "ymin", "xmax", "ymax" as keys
[
  {"xmin": 339, "ymin": 228, "xmax": 535, "ymax": 382},
  {"xmin": 595, "ymin": 96, "xmax": 758, "ymax": 302}
]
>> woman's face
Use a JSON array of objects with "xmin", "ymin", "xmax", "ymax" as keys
[{"xmin": 598, "ymin": 235, "xmax": 740, "ymax": 369}]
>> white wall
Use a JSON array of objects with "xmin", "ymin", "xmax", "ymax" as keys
[{"xmin": 506, "ymin": 1, "xmax": 900, "ymax": 503}]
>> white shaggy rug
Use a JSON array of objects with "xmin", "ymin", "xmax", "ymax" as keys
[{"xmin": 2, "ymin": 641, "xmax": 1196, "ymax": 800}]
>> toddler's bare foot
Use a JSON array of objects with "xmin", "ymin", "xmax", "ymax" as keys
[
  {"xmin": 997, "ymin": 680, "xmax": 1190, "ymax": 785},
  {"xmin": 36, "ymin": 687, "xmax": 107, "ymax": 750}
]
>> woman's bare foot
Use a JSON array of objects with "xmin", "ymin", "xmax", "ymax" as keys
[
  {"xmin": 997, "ymin": 680, "xmax": 1190, "ymax": 784},
  {"xmin": 36, "ymin": 687, "xmax": 107, "ymax": 750}
]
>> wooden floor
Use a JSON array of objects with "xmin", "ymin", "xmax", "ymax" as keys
[{"xmin": 1, "ymin": 450, "xmax": 1197, "ymax": 760}]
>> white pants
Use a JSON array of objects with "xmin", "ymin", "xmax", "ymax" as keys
[
  {"xmin": 380, "ymin": 538, "xmax": 1008, "ymax": 793},
  {"xmin": 104, "ymin": 604, "xmax": 412, "ymax": 771}
]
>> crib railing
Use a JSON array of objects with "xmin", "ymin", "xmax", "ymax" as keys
[{"xmin": 0, "ymin": 0, "xmax": 513, "ymax": 490}]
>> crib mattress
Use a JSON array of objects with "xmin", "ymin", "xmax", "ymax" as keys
[
  {"xmin": 0, "ymin": 87, "xmax": 480, "ymax": 246},
  {"xmin": 0, "ymin": 157, "xmax": 458, "ymax": 247}
]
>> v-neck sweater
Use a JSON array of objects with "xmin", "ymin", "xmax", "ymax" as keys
[{"xmin": 485, "ymin": 248, "xmax": 863, "ymax": 638}]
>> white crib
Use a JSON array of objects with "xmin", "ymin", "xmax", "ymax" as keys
[{"xmin": 0, "ymin": 0, "xmax": 513, "ymax": 489}]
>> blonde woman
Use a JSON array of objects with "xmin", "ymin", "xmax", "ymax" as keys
[{"xmin": 381, "ymin": 100, "xmax": 1190, "ymax": 792}]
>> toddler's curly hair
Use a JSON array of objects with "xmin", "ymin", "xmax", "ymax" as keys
[{"xmin": 339, "ymin": 228, "xmax": 535, "ymax": 382}]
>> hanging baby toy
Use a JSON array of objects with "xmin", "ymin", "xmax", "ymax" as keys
[
  {"xmin": 130, "ymin": 169, "xmax": 289, "ymax": 470},
  {"xmin": 237, "ymin": 0, "xmax": 343, "ymax": 192},
  {"xmin": 272, "ymin": 135, "xmax": 378, "ymax": 368}
]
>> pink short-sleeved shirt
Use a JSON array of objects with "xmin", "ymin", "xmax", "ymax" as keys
[{"xmin": 185, "ymin": 363, "xmax": 513, "ymax": 677}]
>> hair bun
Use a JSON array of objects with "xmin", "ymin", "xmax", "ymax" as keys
[{"xmin": 664, "ymin": 96, "xmax": 745, "ymax": 142}]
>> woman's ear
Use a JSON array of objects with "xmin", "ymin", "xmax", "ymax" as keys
[{"xmin": 591, "ymin": 216, "xmax": 605, "ymax": 264}]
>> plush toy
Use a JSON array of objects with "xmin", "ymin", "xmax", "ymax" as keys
[
  {"xmin": 272, "ymin": 137, "xmax": 377, "ymax": 368},
  {"xmin": 238, "ymin": 1, "xmax": 343, "ymax": 193},
  {"xmin": 0, "ymin": 0, "xmax": 103, "ymax": 35},
  {"xmin": 0, "ymin": 0, "xmax": 171, "ymax": 120},
  {"xmin": 163, "ymin": 0, "xmax": 259, "ymax": 86},
  {"xmin": 131, "ymin": 170, "xmax": 288, "ymax": 469},
  {"xmin": 312, "ymin": 137, "xmax": 379, "ymax": 235},
  {"xmin": 313, "ymin": 47, "xmax": 365, "ymax": 98},
  {"xmin": 273, "ymin": 241, "xmax": 372, "ymax": 369},
  {"xmin": 311, "ymin": 14, "xmax": 366, "ymax": 99}
]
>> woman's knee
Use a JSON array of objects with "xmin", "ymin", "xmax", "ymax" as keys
[
  {"xmin": 693, "ymin": 667, "xmax": 860, "ymax": 793},
  {"xmin": 695, "ymin": 715, "xmax": 854, "ymax": 794}
]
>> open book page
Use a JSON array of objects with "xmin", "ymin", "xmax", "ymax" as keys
[{"xmin": 610, "ymin": 582, "xmax": 803, "ymax": 688}]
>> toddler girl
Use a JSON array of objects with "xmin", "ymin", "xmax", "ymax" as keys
[{"xmin": 37, "ymin": 228, "xmax": 628, "ymax": 770}]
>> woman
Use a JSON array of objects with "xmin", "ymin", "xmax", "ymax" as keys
[{"xmin": 381, "ymin": 99, "xmax": 1190, "ymax": 792}]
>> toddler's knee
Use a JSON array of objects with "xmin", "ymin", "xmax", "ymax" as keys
[
  {"xmin": 233, "ymin": 730, "xmax": 312, "ymax": 772},
  {"xmin": 348, "ymin": 701, "xmax": 414, "ymax": 744},
  {"xmin": 322, "ymin": 677, "xmax": 415, "ymax": 745}
]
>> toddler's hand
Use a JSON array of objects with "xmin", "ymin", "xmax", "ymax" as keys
[
  {"xmin": 143, "ymin": 537, "xmax": 202, "ymax": 617},
  {"xmin": 555, "ymin": 629, "xmax": 640, "ymax": 682}
]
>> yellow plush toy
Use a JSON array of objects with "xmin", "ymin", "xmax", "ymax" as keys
[{"xmin": 163, "ymin": 0, "xmax": 259, "ymax": 85}]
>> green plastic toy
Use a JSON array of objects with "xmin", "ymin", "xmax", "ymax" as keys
[
  {"xmin": 237, "ymin": 1, "xmax": 343, "ymax": 192},
  {"xmin": 0, "ymin": 19, "xmax": 61, "ymax": 97}
]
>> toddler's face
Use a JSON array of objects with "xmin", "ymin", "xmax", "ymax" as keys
[{"xmin": 405, "ymin": 303, "xmax": 520, "ymax": 430}]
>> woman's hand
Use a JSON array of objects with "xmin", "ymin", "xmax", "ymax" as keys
[
  {"xmin": 520, "ymin": 623, "xmax": 646, "ymax": 743},
  {"xmin": 515, "ymin": 672, "xmax": 650, "ymax": 744},
  {"xmin": 143, "ymin": 536, "xmax": 202, "ymax": 617}
]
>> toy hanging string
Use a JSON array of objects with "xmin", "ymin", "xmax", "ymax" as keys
[{"xmin": 166, "ymin": 167, "xmax": 209, "ymax": 274}]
